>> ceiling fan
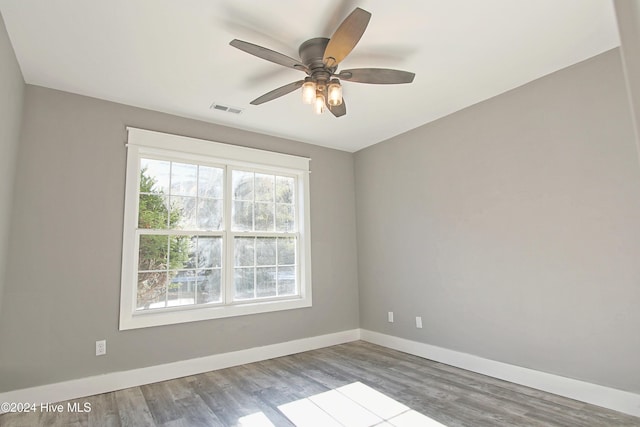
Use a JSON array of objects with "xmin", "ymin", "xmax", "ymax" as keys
[{"xmin": 229, "ymin": 7, "xmax": 415, "ymax": 117}]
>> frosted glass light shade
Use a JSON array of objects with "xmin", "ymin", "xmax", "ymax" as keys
[
  {"xmin": 327, "ymin": 80, "xmax": 343, "ymax": 106},
  {"xmin": 314, "ymin": 94, "xmax": 325, "ymax": 114},
  {"xmin": 302, "ymin": 80, "xmax": 316, "ymax": 104}
]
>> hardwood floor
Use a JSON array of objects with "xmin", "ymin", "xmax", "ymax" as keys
[{"xmin": 1, "ymin": 341, "xmax": 639, "ymax": 426}]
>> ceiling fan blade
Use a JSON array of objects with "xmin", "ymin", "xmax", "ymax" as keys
[
  {"xmin": 327, "ymin": 98, "xmax": 347, "ymax": 117},
  {"xmin": 323, "ymin": 8, "xmax": 371, "ymax": 68},
  {"xmin": 230, "ymin": 39, "xmax": 309, "ymax": 73},
  {"xmin": 338, "ymin": 68, "xmax": 415, "ymax": 84},
  {"xmin": 250, "ymin": 80, "xmax": 304, "ymax": 105}
]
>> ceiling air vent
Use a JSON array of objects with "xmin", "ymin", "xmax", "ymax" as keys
[{"xmin": 210, "ymin": 103, "xmax": 243, "ymax": 115}]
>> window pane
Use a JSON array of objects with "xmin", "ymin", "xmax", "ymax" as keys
[
  {"xmin": 170, "ymin": 196, "xmax": 197, "ymax": 229},
  {"xmin": 197, "ymin": 269, "xmax": 221, "ymax": 304},
  {"xmin": 235, "ymin": 237, "xmax": 254, "ymax": 266},
  {"xmin": 169, "ymin": 235, "xmax": 192, "ymax": 270},
  {"xmin": 141, "ymin": 159, "xmax": 170, "ymax": 194},
  {"xmin": 137, "ymin": 271, "xmax": 167, "ymax": 310},
  {"xmin": 197, "ymin": 236, "xmax": 222, "ymax": 269},
  {"xmin": 233, "ymin": 170, "xmax": 253, "ymax": 201},
  {"xmin": 257, "ymin": 267, "xmax": 276, "ymax": 297},
  {"xmin": 197, "ymin": 199, "xmax": 222, "ymax": 230},
  {"xmin": 138, "ymin": 235, "xmax": 168, "ymax": 271},
  {"xmin": 276, "ymin": 204, "xmax": 295, "ymax": 232},
  {"xmin": 198, "ymin": 166, "xmax": 223, "ymax": 198},
  {"xmin": 255, "ymin": 202, "xmax": 274, "ymax": 231},
  {"xmin": 278, "ymin": 238, "xmax": 295, "ymax": 265},
  {"xmin": 278, "ymin": 266, "xmax": 296, "ymax": 296},
  {"xmin": 234, "ymin": 268, "xmax": 255, "ymax": 299},
  {"xmin": 276, "ymin": 176, "xmax": 294, "ymax": 204},
  {"xmin": 255, "ymin": 173, "xmax": 274, "ymax": 202},
  {"xmin": 171, "ymin": 162, "xmax": 197, "ymax": 196},
  {"xmin": 138, "ymin": 194, "xmax": 169, "ymax": 229},
  {"xmin": 256, "ymin": 237, "xmax": 276, "ymax": 266},
  {"xmin": 168, "ymin": 270, "xmax": 196, "ymax": 307},
  {"xmin": 233, "ymin": 201, "xmax": 253, "ymax": 231}
]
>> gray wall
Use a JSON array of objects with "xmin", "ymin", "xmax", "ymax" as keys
[
  {"xmin": 0, "ymin": 12, "xmax": 24, "ymax": 315},
  {"xmin": 355, "ymin": 49, "xmax": 640, "ymax": 393},
  {"xmin": 0, "ymin": 85, "xmax": 359, "ymax": 392}
]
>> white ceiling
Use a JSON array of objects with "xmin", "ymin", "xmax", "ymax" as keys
[{"xmin": 0, "ymin": 0, "xmax": 620, "ymax": 152}]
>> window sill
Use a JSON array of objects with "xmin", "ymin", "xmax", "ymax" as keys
[{"xmin": 119, "ymin": 296, "xmax": 312, "ymax": 330}]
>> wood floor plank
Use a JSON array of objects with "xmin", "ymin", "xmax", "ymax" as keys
[
  {"xmin": 0, "ymin": 410, "xmax": 39, "ymax": 427},
  {"xmin": 171, "ymin": 388, "xmax": 224, "ymax": 427},
  {"xmin": 114, "ymin": 387, "xmax": 155, "ymax": 426},
  {"xmin": 140, "ymin": 382, "xmax": 181, "ymax": 425},
  {"xmin": 217, "ymin": 367, "xmax": 296, "ymax": 426},
  {"xmin": 2, "ymin": 341, "xmax": 639, "ymax": 426},
  {"xmin": 190, "ymin": 370, "xmax": 245, "ymax": 425},
  {"xmin": 87, "ymin": 392, "xmax": 121, "ymax": 427}
]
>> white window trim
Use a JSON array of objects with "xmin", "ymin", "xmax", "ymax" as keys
[{"xmin": 119, "ymin": 128, "xmax": 312, "ymax": 330}]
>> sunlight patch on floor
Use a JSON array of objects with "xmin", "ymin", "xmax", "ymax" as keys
[
  {"xmin": 274, "ymin": 381, "xmax": 447, "ymax": 427},
  {"xmin": 238, "ymin": 411, "xmax": 277, "ymax": 427}
]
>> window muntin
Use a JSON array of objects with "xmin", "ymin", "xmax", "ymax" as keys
[{"xmin": 120, "ymin": 128, "xmax": 311, "ymax": 330}]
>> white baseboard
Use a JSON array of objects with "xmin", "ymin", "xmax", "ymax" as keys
[
  {"xmin": 360, "ymin": 329, "xmax": 640, "ymax": 418},
  {"xmin": 0, "ymin": 329, "xmax": 360, "ymax": 413}
]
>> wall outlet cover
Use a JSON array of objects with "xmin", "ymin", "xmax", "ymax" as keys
[{"xmin": 96, "ymin": 340, "xmax": 106, "ymax": 356}]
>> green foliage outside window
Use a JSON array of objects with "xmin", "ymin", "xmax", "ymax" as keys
[{"xmin": 137, "ymin": 167, "xmax": 189, "ymax": 308}]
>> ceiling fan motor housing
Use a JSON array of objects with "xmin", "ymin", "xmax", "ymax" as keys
[{"xmin": 299, "ymin": 37, "xmax": 336, "ymax": 85}]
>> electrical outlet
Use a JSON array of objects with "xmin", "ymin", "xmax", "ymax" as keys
[
  {"xmin": 388, "ymin": 312, "xmax": 394, "ymax": 323},
  {"xmin": 96, "ymin": 340, "xmax": 106, "ymax": 356},
  {"xmin": 415, "ymin": 317, "xmax": 423, "ymax": 329}
]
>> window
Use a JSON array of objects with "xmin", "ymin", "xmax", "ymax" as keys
[{"xmin": 120, "ymin": 128, "xmax": 311, "ymax": 330}]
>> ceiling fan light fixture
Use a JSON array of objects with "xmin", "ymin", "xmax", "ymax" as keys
[
  {"xmin": 314, "ymin": 93, "xmax": 325, "ymax": 114},
  {"xmin": 327, "ymin": 79, "xmax": 343, "ymax": 106},
  {"xmin": 302, "ymin": 78, "xmax": 316, "ymax": 104},
  {"xmin": 230, "ymin": 7, "xmax": 414, "ymax": 117}
]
